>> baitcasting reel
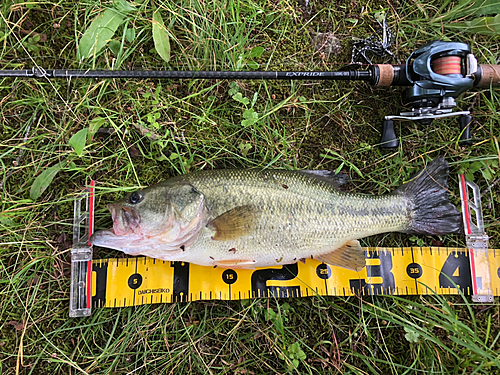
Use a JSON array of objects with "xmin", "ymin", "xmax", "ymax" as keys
[{"xmin": 377, "ymin": 41, "xmax": 497, "ymax": 148}]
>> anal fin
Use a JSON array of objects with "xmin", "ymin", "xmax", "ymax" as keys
[{"xmin": 316, "ymin": 240, "xmax": 366, "ymax": 271}]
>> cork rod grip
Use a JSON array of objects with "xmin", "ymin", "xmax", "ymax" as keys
[
  {"xmin": 476, "ymin": 64, "xmax": 500, "ymax": 88},
  {"xmin": 374, "ymin": 64, "xmax": 394, "ymax": 86}
]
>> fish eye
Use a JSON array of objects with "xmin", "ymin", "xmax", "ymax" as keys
[{"xmin": 129, "ymin": 191, "xmax": 144, "ymax": 204}]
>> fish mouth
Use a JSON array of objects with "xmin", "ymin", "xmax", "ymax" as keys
[
  {"xmin": 90, "ymin": 203, "xmax": 142, "ymax": 250},
  {"xmin": 108, "ymin": 203, "xmax": 141, "ymax": 236}
]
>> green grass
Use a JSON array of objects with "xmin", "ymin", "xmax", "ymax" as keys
[{"xmin": 1, "ymin": 0, "xmax": 499, "ymax": 373}]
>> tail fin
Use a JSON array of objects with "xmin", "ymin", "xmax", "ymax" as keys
[{"xmin": 395, "ymin": 156, "xmax": 462, "ymax": 235}]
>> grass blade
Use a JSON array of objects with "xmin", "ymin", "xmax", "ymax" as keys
[
  {"xmin": 152, "ymin": 10, "xmax": 170, "ymax": 62},
  {"xmin": 455, "ymin": 0, "xmax": 500, "ymax": 17},
  {"xmin": 445, "ymin": 14, "xmax": 500, "ymax": 34}
]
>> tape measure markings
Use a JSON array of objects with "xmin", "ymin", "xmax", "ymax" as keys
[{"xmin": 90, "ymin": 247, "xmax": 498, "ymax": 307}]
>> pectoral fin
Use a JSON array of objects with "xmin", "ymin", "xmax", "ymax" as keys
[
  {"xmin": 207, "ymin": 205, "xmax": 260, "ymax": 241},
  {"xmin": 316, "ymin": 240, "xmax": 366, "ymax": 271}
]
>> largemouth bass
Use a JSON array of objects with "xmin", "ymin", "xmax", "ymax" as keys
[{"xmin": 91, "ymin": 157, "xmax": 461, "ymax": 271}]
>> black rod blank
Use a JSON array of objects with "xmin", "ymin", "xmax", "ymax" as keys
[{"xmin": 0, "ymin": 67, "xmax": 375, "ymax": 82}]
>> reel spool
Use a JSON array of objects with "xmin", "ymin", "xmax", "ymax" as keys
[{"xmin": 432, "ymin": 56, "xmax": 462, "ymax": 76}]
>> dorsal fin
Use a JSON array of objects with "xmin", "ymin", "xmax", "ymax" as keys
[
  {"xmin": 316, "ymin": 240, "xmax": 365, "ymax": 271},
  {"xmin": 298, "ymin": 170, "xmax": 350, "ymax": 187},
  {"xmin": 207, "ymin": 205, "xmax": 260, "ymax": 241}
]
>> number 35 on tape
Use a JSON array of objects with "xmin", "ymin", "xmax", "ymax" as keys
[{"xmin": 89, "ymin": 247, "xmax": 500, "ymax": 308}]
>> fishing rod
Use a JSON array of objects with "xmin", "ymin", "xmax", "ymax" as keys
[
  {"xmin": 2, "ymin": 41, "xmax": 499, "ymax": 147},
  {"xmin": 1, "ymin": 67, "xmax": 375, "ymax": 81}
]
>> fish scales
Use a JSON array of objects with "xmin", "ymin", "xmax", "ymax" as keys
[
  {"xmin": 91, "ymin": 157, "xmax": 462, "ymax": 270},
  {"xmin": 178, "ymin": 169, "xmax": 408, "ymax": 261}
]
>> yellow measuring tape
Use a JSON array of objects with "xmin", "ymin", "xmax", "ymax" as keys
[{"xmin": 90, "ymin": 247, "xmax": 500, "ymax": 308}]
